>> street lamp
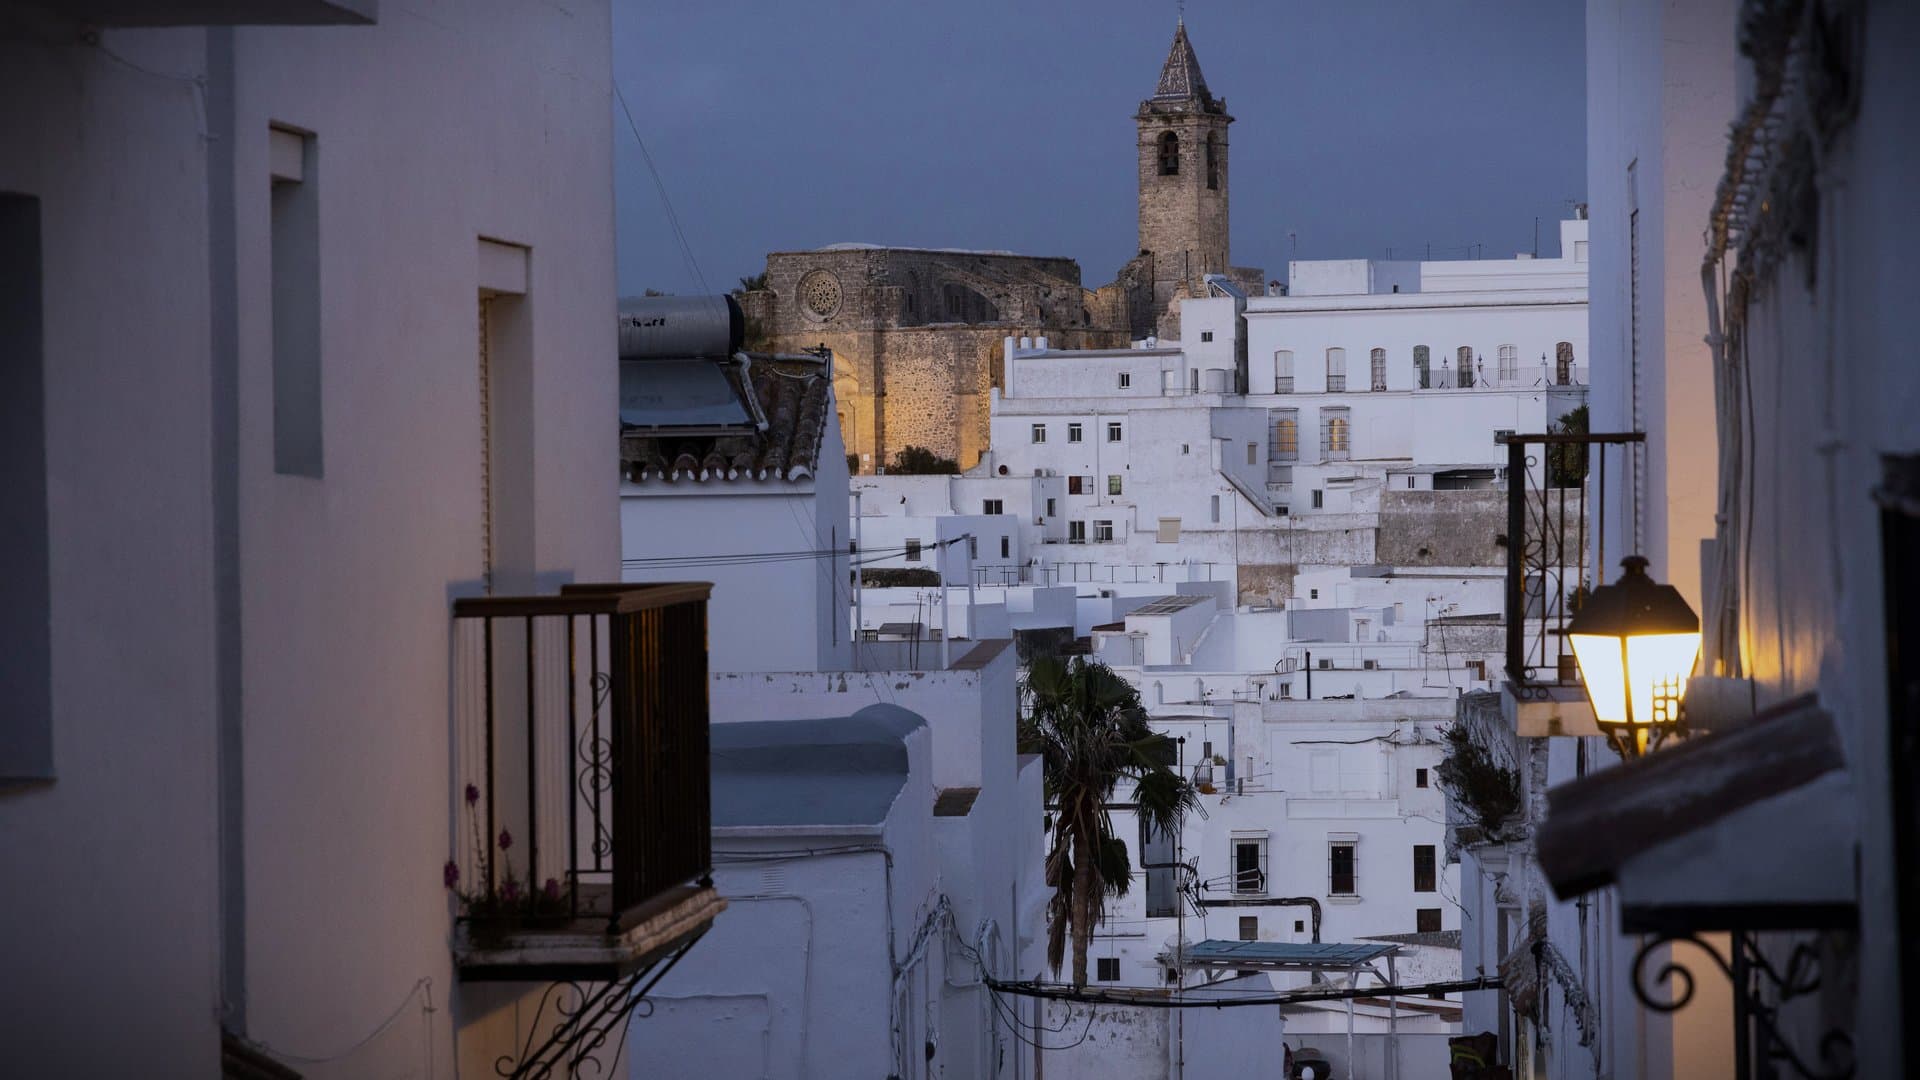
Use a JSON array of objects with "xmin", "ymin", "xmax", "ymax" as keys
[{"xmin": 1567, "ymin": 556, "xmax": 1702, "ymax": 758}]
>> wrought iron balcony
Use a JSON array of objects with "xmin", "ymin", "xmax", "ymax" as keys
[
  {"xmin": 1497, "ymin": 432, "xmax": 1644, "ymax": 734},
  {"xmin": 448, "ymin": 583, "xmax": 722, "ymax": 982}
]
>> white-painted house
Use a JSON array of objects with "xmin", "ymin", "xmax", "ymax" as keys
[
  {"xmin": 617, "ymin": 305, "xmax": 853, "ymax": 674},
  {"xmin": 1, "ymin": 4, "xmax": 729, "ymax": 1077}
]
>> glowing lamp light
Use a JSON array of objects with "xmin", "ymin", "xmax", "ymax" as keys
[{"xmin": 1567, "ymin": 556, "xmax": 1702, "ymax": 758}]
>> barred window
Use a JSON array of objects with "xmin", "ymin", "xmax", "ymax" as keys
[
  {"xmin": 1456, "ymin": 346, "xmax": 1475, "ymax": 389},
  {"xmin": 1414, "ymin": 345, "xmax": 1431, "ymax": 389},
  {"xmin": 1321, "ymin": 406, "xmax": 1351, "ymax": 460},
  {"xmin": 1273, "ymin": 350, "xmax": 1294, "ymax": 393},
  {"xmin": 1497, "ymin": 343, "xmax": 1518, "ymax": 382},
  {"xmin": 1325, "ymin": 347, "xmax": 1346, "ymax": 392},
  {"xmin": 1370, "ymin": 347, "xmax": 1387, "ymax": 391}
]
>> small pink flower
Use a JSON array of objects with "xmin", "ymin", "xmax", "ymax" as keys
[
  {"xmin": 497, "ymin": 829, "xmax": 513, "ymax": 851},
  {"xmin": 501, "ymin": 879, "xmax": 520, "ymax": 902},
  {"xmin": 544, "ymin": 878, "xmax": 562, "ymax": 901},
  {"xmin": 465, "ymin": 783, "xmax": 481, "ymax": 806},
  {"xmin": 443, "ymin": 860, "xmax": 460, "ymax": 889}
]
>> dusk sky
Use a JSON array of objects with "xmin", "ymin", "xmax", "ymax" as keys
[{"xmin": 611, "ymin": 0, "xmax": 1587, "ymax": 297}]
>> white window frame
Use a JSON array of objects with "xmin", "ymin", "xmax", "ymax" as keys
[
  {"xmin": 1118, "ymin": 371, "xmax": 1132, "ymax": 389},
  {"xmin": 1031, "ymin": 423, "xmax": 1047, "ymax": 444},
  {"xmin": 1106, "ymin": 422, "xmax": 1123, "ymax": 442},
  {"xmin": 1067, "ymin": 422, "xmax": 1083, "ymax": 443},
  {"xmin": 982, "ymin": 499, "xmax": 1003, "ymax": 516},
  {"xmin": 1274, "ymin": 349, "xmax": 1294, "ymax": 393},
  {"xmin": 1231, "ymin": 833, "xmax": 1270, "ymax": 895},
  {"xmin": 1328, "ymin": 836, "xmax": 1359, "ymax": 897},
  {"xmin": 1093, "ymin": 519, "xmax": 1114, "ymax": 543},
  {"xmin": 1325, "ymin": 347, "xmax": 1346, "ymax": 392}
]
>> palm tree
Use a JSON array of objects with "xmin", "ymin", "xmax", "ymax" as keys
[{"xmin": 1020, "ymin": 656, "xmax": 1195, "ymax": 986}]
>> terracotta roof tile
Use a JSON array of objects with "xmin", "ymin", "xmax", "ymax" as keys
[{"xmin": 621, "ymin": 358, "xmax": 831, "ymax": 484}]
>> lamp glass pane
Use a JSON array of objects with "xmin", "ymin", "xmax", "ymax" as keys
[
  {"xmin": 1625, "ymin": 631, "xmax": 1701, "ymax": 727},
  {"xmin": 1569, "ymin": 633, "xmax": 1629, "ymax": 723}
]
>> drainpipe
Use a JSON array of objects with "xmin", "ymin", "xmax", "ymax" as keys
[{"xmin": 1305, "ymin": 650, "xmax": 1313, "ymax": 699}]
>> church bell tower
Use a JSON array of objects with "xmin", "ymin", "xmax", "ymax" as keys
[{"xmin": 1136, "ymin": 19, "xmax": 1232, "ymax": 335}]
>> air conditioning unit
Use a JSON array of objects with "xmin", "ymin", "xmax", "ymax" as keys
[
  {"xmin": 1318, "ymin": 659, "xmax": 1333, "ymax": 670},
  {"xmin": 1363, "ymin": 660, "xmax": 1378, "ymax": 670}
]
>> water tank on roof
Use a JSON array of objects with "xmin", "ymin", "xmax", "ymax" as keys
[
  {"xmin": 617, "ymin": 295, "xmax": 743, "ymax": 360},
  {"xmin": 1202, "ymin": 368, "xmax": 1232, "ymax": 392}
]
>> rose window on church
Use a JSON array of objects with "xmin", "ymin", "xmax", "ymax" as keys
[{"xmin": 799, "ymin": 270, "xmax": 842, "ymax": 321}]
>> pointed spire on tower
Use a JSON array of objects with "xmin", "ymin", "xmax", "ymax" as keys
[{"xmin": 1153, "ymin": 18, "xmax": 1212, "ymax": 104}]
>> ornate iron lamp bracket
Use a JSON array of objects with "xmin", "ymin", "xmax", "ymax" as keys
[{"xmin": 1631, "ymin": 931, "xmax": 1854, "ymax": 1079}]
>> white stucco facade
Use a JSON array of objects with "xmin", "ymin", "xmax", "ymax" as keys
[{"xmin": 0, "ymin": 4, "xmax": 624, "ymax": 1076}]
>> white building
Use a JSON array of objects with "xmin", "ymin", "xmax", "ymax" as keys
[
  {"xmin": 1516, "ymin": 3, "xmax": 1916, "ymax": 1080},
  {"xmin": 862, "ymin": 228, "xmax": 1591, "ymax": 612},
  {"xmin": 628, "ymin": 641, "xmax": 1049, "ymax": 1080},
  {"xmin": 617, "ymin": 302, "xmax": 854, "ymax": 673},
  {"xmin": 0, "ymin": 4, "xmax": 728, "ymax": 1077}
]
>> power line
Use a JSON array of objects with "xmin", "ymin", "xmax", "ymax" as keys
[
  {"xmin": 982, "ymin": 973, "xmax": 1501, "ymax": 1009},
  {"xmin": 613, "ymin": 80, "xmax": 708, "ymax": 295}
]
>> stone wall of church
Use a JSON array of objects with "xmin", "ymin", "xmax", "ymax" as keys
[{"xmin": 742, "ymin": 247, "xmax": 1131, "ymax": 470}]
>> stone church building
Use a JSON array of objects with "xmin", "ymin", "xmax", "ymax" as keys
[{"xmin": 737, "ymin": 21, "xmax": 1264, "ymax": 471}]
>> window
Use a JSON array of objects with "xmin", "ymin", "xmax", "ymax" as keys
[
  {"xmin": 272, "ymin": 125, "xmax": 323, "ymax": 477},
  {"xmin": 1497, "ymin": 343, "xmax": 1518, "ymax": 382},
  {"xmin": 1156, "ymin": 517, "xmax": 1180, "ymax": 543},
  {"xmin": 1189, "ymin": 369, "xmax": 1200, "ymax": 394},
  {"xmin": 1268, "ymin": 409, "xmax": 1300, "ymax": 486},
  {"xmin": 1414, "ymin": 345, "xmax": 1431, "ymax": 389},
  {"xmin": 1097, "ymin": 957, "xmax": 1121, "ymax": 982},
  {"xmin": 1247, "ymin": 442, "xmax": 1257, "ymax": 466},
  {"xmin": 1310, "ymin": 588, "xmax": 1319, "ymax": 599},
  {"xmin": 1467, "ymin": 659, "xmax": 1488, "ymax": 681},
  {"xmin": 1407, "ymin": 476, "xmax": 1417, "ymax": 489},
  {"xmin": 1415, "ymin": 767, "xmax": 1429, "ymax": 789},
  {"xmin": 1573, "ymin": 239, "xmax": 1589, "ymax": 263},
  {"xmin": 982, "ymin": 499, "xmax": 1003, "ymax": 516},
  {"xmin": 1068, "ymin": 475, "xmax": 1086, "ymax": 495},
  {"xmin": 1031, "ymin": 423, "xmax": 1047, "ymax": 444},
  {"xmin": 1205, "ymin": 131, "xmax": 1220, "ymax": 190},
  {"xmin": 999, "ymin": 536, "xmax": 1010, "ymax": 558},
  {"xmin": 1068, "ymin": 422, "xmax": 1083, "ymax": 443},
  {"xmin": 1495, "ymin": 428, "xmax": 1515, "ymax": 445},
  {"xmin": 478, "ymin": 236, "xmax": 532, "ymax": 591},
  {"xmin": 905, "ymin": 539, "xmax": 922, "ymax": 562},
  {"xmin": 1414, "ymin": 845, "xmax": 1436, "ymax": 892},
  {"xmin": 1201, "ymin": 331, "xmax": 1214, "ymax": 342},
  {"xmin": 1210, "ymin": 495, "xmax": 1220, "ymax": 523},
  {"xmin": 1325, "ymin": 347, "xmax": 1346, "ymax": 392},
  {"xmin": 967, "ymin": 535, "xmax": 978, "ymax": 559},
  {"xmin": 1118, "ymin": 371, "xmax": 1132, "ymax": 389},
  {"xmin": 1294, "ymin": 920, "xmax": 1305, "ymax": 934},
  {"xmin": 1417, "ymin": 908, "xmax": 1443, "ymax": 933},
  {"xmin": 1273, "ymin": 350, "xmax": 1294, "ymax": 393},
  {"xmin": 1046, "ymin": 498, "xmax": 1056, "ymax": 516},
  {"xmin": 1141, "ymin": 818, "xmax": 1178, "ymax": 915},
  {"xmin": 1093, "ymin": 520, "xmax": 1114, "ymax": 542},
  {"xmin": 1068, "ymin": 520, "xmax": 1086, "ymax": 543},
  {"xmin": 1370, "ymin": 348, "xmax": 1387, "ymax": 391},
  {"xmin": 1182, "ymin": 443, "xmax": 1190, "ymax": 454},
  {"xmin": 1, "ymin": 193, "xmax": 51, "ymax": 781},
  {"xmin": 1233, "ymin": 837, "xmax": 1268, "ymax": 894},
  {"xmin": 1239, "ymin": 916, "xmax": 1259, "ymax": 941},
  {"xmin": 1107, "ymin": 422, "xmax": 1123, "ymax": 442},
  {"xmin": 1329, "ymin": 841, "xmax": 1357, "ymax": 895},
  {"xmin": 1321, "ymin": 406, "xmax": 1350, "ymax": 460},
  {"xmin": 1456, "ymin": 346, "xmax": 1475, "ymax": 389},
  {"xmin": 1158, "ymin": 131, "xmax": 1180, "ymax": 176},
  {"xmin": 1108, "ymin": 474, "xmax": 1123, "ymax": 496}
]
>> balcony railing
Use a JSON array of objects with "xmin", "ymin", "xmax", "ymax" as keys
[
  {"xmin": 1497, "ymin": 433, "xmax": 1643, "ymax": 693},
  {"xmin": 449, "ymin": 583, "xmax": 713, "ymax": 973}
]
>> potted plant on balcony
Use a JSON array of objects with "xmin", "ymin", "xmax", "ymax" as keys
[{"xmin": 445, "ymin": 783, "xmax": 573, "ymax": 949}]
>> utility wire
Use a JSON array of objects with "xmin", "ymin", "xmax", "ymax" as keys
[
  {"xmin": 613, "ymin": 80, "xmax": 708, "ymax": 295},
  {"xmin": 982, "ymin": 973, "xmax": 1501, "ymax": 1009}
]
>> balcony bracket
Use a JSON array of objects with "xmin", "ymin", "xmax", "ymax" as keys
[{"xmin": 495, "ymin": 927, "xmax": 709, "ymax": 1080}]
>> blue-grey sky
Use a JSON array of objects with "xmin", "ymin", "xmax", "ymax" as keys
[{"xmin": 612, "ymin": 1, "xmax": 1585, "ymax": 296}]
